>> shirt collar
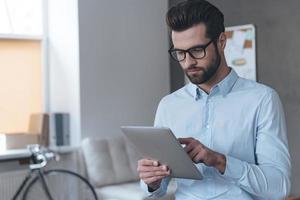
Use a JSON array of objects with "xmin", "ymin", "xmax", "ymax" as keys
[
  {"xmin": 187, "ymin": 68, "xmax": 239, "ymax": 100},
  {"xmin": 217, "ymin": 68, "xmax": 239, "ymax": 96}
]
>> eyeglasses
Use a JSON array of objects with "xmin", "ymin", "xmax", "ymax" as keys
[{"xmin": 168, "ymin": 39, "xmax": 214, "ymax": 62}]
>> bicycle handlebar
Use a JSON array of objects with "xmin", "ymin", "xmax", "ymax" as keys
[{"xmin": 27, "ymin": 145, "xmax": 59, "ymax": 170}]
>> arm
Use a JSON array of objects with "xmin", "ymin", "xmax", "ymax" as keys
[
  {"xmin": 221, "ymin": 89, "xmax": 291, "ymax": 199},
  {"xmin": 139, "ymin": 98, "xmax": 171, "ymax": 197},
  {"xmin": 138, "ymin": 159, "xmax": 171, "ymax": 197},
  {"xmin": 179, "ymin": 89, "xmax": 291, "ymax": 199}
]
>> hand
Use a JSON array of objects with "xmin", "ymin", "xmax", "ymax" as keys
[
  {"xmin": 178, "ymin": 137, "xmax": 226, "ymax": 174},
  {"xmin": 137, "ymin": 159, "xmax": 171, "ymax": 191}
]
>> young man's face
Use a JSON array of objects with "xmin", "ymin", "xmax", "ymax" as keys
[{"xmin": 171, "ymin": 23, "xmax": 221, "ymax": 85}]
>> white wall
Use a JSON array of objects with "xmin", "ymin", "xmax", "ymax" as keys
[
  {"xmin": 47, "ymin": 0, "xmax": 81, "ymax": 146},
  {"xmin": 78, "ymin": 0, "xmax": 170, "ymax": 138},
  {"xmin": 47, "ymin": 0, "xmax": 170, "ymax": 143}
]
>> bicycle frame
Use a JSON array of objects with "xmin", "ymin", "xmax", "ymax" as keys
[
  {"xmin": 11, "ymin": 145, "xmax": 98, "ymax": 200},
  {"xmin": 12, "ymin": 168, "xmax": 54, "ymax": 200}
]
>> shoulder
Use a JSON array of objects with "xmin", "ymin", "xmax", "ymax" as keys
[
  {"xmin": 234, "ymin": 77, "xmax": 281, "ymax": 103},
  {"xmin": 158, "ymin": 84, "xmax": 193, "ymax": 107},
  {"xmin": 236, "ymin": 77, "xmax": 277, "ymax": 96}
]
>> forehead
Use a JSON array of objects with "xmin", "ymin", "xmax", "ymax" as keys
[{"xmin": 171, "ymin": 23, "xmax": 209, "ymax": 49}]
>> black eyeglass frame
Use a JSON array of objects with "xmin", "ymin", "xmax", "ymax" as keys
[{"xmin": 168, "ymin": 39, "xmax": 215, "ymax": 62}]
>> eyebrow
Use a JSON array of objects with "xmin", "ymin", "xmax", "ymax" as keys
[{"xmin": 172, "ymin": 43, "xmax": 208, "ymax": 51}]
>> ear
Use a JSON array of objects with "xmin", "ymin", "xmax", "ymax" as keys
[{"xmin": 217, "ymin": 32, "xmax": 227, "ymax": 51}]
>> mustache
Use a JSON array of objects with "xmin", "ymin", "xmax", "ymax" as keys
[{"xmin": 187, "ymin": 66, "xmax": 206, "ymax": 71}]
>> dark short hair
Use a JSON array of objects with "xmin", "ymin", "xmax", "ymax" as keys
[{"xmin": 166, "ymin": 0, "xmax": 225, "ymax": 40}]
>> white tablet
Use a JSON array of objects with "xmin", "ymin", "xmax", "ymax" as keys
[{"xmin": 121, "ymin": 126, "xmax": 202, "ymax": 180}]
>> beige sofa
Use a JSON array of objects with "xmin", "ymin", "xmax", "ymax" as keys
[{"xmin": 81, "ymin": 136, "xmax": 175, "ymax": 200}]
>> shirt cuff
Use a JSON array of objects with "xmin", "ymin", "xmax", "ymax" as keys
[
  {"xmin": 140, "ymin": 177, "xmax": 170, "ymax": 198},
  {"xmin": 221, "ymin": 155, "xmax": 245, "ymax": 182}
]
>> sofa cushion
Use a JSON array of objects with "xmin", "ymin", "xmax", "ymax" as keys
[
  {"xmin": 81, "ymin": 137, "xmax": 142, "ymax": 187},
  {"xmin": 96, "ymin": 181, "xmax": 147, "ymax": 200},
  {"xmin": 95, "ymin": 181, "xmax": 176, "ymax": 200}
]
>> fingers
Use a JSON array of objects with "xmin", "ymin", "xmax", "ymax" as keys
[
  {"xmin": 190, "ymin": 147, "xmax": 205, "ymax": 163},
  {"xmin": 178, "ymin": 138, "xmax": 207, "ymax": 164},
  {"xmin": 138, "ymin": 159, "xmax": 159, "ymax": 167},
  {"xmin": 137, "ymin": 158, "xmax": 171, "ymax": 182},
  {"xmin": 193, "ymin": 153, "xmax": 204, "ymax": 163},
  {"xmin": 179, "ymin": 137, "xmax": 221, "ymax": 168},
  {"xmin": 137, "ymin": 159, "xmax": 167, "ymax": 171},
  {"xmin": 139, "ymin": 170, "xmax": 171, "ymax": 179},
  {"xmin": 182, "ymin": 138, "xmax": 201, "ymax": 153},
  {"xmin": 137, "ymin": 158, "xmax": 169, "ymax": 174},
  {"xmin": 143, "ymin": 175, "xmax": 166, "ymax": 185},
  {"xmin": 178, "ymin": 137, "xmax": 193, "ymax": 145},
  {"xmin": 137, "ymin": 164, "xmax": 168, "ymax": 173},
  {"xmin": 184, "ymin": 141, "xmax": 196, "ymax": 153}
]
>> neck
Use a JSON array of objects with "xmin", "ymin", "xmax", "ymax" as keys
[{"xmin": 198, "ymin": 62, "xmax": 231, "ymax": 94}]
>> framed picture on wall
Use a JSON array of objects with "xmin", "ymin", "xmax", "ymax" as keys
[{"xmin": 224, "ymin": 24, "xmax": 256, "ymax": 81}]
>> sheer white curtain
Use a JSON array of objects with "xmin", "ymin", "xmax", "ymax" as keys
[{"xmin": 0, "ymin": 0, "xmax": 43, "ymax": 35}]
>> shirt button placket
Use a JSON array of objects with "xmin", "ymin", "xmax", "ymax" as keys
[
  {"xmin": 205, "ymin": 97, "xmax": 211, "ymax": 129},
  {"xmin": 206, "ymin": 96, "xmax": 213, "ymax": 148}
]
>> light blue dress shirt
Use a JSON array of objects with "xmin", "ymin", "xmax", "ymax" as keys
[{"xmin": 141, "ymin": 69, "xmax": 291, "ymax": 200}]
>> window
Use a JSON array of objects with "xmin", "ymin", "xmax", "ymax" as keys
[
  {"xmin": 0, "ymin": 0, "xmax": 45, "ymax": 136},
  {"xmin": 0, "ymin": 0, "xmax": 43, "ymax": 36},
  {"xmin": 0, "ymin": 39, "xmax": 43, "ymax": 133}
]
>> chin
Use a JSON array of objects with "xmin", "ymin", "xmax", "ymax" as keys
[{"xmin": 188, "ymin": 76, "xmax": 206, "ymax": 85}]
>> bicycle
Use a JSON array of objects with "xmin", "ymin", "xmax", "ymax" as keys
[{"xmin": 12, "ymin": 144, "xmax": 98, "ymax": 200}]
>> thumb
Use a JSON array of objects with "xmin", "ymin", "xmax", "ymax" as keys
[{"xmin": 178, "ymin": 137, "xmax": 192, "ymax": 144}]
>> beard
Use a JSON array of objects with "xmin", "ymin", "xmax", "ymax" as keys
[{"xmin": 185, "ymin": 46, "xmax": 221, "ymax": 85}]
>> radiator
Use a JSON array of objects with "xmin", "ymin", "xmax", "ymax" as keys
[
  {"xmin": 0, "ymin": 152, "xmax": 82, "ymax": 200},
  {"xmin": 0, "ymin": 170, "xmax": 28, "ymax": 200}
]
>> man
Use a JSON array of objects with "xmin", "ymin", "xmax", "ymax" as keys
[{"xmin": 137, "ymin": 0, "xmax": 291, "ymax": 199}]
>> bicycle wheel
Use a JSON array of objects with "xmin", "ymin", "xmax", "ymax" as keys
[{"xmin": 22, "ymin": 169, "xmax": 98, "ymax": 200}]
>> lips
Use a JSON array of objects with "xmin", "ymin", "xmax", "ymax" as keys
[
  {"xmin": 188, "ymin": 68, "xmax": 200, "ymax": 72},
  {"xmin": 187, "ymin": 68, "xmax": 203, "ymax": 73}
]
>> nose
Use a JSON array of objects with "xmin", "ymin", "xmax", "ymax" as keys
[{"xmin": 184, "ymin": 52, "xmax": 197, "ymax": 67}]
